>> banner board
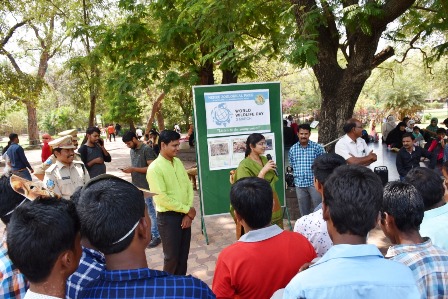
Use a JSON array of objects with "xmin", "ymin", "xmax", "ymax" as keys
[{"xmin": 193, "ymin": 82, "xmax": 284, "ymax": 216}]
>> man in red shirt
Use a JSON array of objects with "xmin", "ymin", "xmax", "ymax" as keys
[
  {"xmin": 212, "ymin": 177, "xmax": 317, "ymax": 298},
  {"xmin": 41, "ymin": 133, "xmax": 52, "ymax": 162},
  {"xmin": 107, "ymin": 124, "xmax": 116, "ymax": 142}
]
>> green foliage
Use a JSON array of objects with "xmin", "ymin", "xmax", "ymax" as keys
[
  {"xmin": 0, "ymin": 64, "xmax": 44, "ymax": 104},
  {"xmin": 342, "ymin": 2, "xmax": 383, "ymax": 36}
]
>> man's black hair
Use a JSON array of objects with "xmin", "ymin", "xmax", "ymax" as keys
[
  {"xmin": 404, "ymin": 167, "xmax": 444, "ymax": 209},
  {"xmin": 244, "ymin": 133, "xmax": 264, "ymax": 158},
  {"xmin": 0, "ymin": 175, "xmax": 28, "ymax": 225},
  {"xmin": 7, "ymin": 198, "xmax": 80, "ymax": 283},
  {"xmin": 122, "ymin": 131, "xmax": 137, "ymax": 143},
  {"xmin": 74, "ymin": 175, "xmax": 145, "ymax": 254},
  {"xmin": 413, "ymin": 126, "xmax": 420, "ymax": 132},
  {"xmin": 312, "ymin": 153, "xmax": 346, "ymax": 185},
  {"xmin": 382, "ymin": 182, "xmax": 424, "ymax": 233},
  {"xmin": 9, "ymin": 133, "xmax": 18, "ymax": 141},
  {"xmin": 323, "ymin": 165, "xmax": 383, "ymax": 237},
  {"xmin": 298, "ymin": 124, "xmax": 311, "ymax": 132},
  {"xmin": 231, "ymin": 177, "xmax": 273, "ymax": 229},
  {"xmin": 158, "ymin": 130, "xmax": 180, "ymax": 148},
  {"xmin": 402, "ymin": 132, "xmax": 415, "ymax": 140},
  {"xmin": 436, "ymin": 128, "xmax": 446, "ymax": 135},
  {"xmin": 86, "ymin": 126, "xmax": 101, "ymax": 135},
  {"xmin": 342, "ymin": 119, "xmax": 358, "ymax": 133}
]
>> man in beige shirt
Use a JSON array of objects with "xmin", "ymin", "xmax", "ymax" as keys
[{"xmin": 44, "ymin": 135, "xmax": 90, "ymax": 199}]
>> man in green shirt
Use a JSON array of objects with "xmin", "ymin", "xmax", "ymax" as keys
[{"xmin": 146, "ymin": 130, "xmax": 195, "ymax": 275}]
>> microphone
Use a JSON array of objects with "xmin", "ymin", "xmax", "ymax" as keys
[{"xmin": 266, "ymin": 154, "xmax": 278, "ymax": 177}]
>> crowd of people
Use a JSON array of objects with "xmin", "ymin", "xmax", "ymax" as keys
[{"xmin": 0, "ymin": 116, "xmax": 447, "ymax": 299}]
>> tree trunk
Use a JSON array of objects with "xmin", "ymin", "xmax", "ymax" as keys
[
  {"xmin": 200, "ymin": 60, "xmax": 214, "ymax": 85},
  {"xmin": 221, "ymin": 69, "xmax": 238, "ymax": 84},
  {"xmin": 129, "ymin": 121, "xmax": 136, "ymax": 132},
  {"xmin": 290, "ymin": 0, "xmax": 415, "ymax": 149},
  {"xmin": 145, "ymin": 91, "xmax": 165, "ymax": 134},
  {"xmin": 25, "ymin": 101, "xmax": 39, "ymax": 146},
  {"xmin": 156, "ymin": 103, "xmax": 165, "ymax": 131}
]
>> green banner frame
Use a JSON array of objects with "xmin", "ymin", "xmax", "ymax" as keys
[{"xmin": 193, "ymin": 82, "xmax": 285, "ymax": 217}]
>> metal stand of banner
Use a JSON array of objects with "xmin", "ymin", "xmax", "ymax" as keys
[
  {"xmin": 282, "ymin": 205, "xmax": 293, "ymax": 230},
  {"xmin": 197, "ymin": 179, "xmax": 210, "ymax": 245}
]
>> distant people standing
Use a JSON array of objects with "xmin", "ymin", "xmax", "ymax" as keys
[
  {"xmin": 6, "ymin": 133, "xmax": 33, "ymax": 181},
  {"xmin": 107, "ymin": 124, "xmax": 116, "ymax": 142},
  {"xmin": 174, "ymin": 124, "xmax": 181, "ymax": 134},
  {"xmin": 148, "ymin": 129, "xmax": 160, "ymax": 156},
  {"xmin": 114, "ymin": 123, "xmax": 121, "ymax": 137},
  {"xmin": 283, "ymin": 120, "xmax": 298, "ymax": 150},
  {"xmin": 136, "ymin": 127, "xmax": 143, "ymax": 140},
  {"xmin": 79, "ymin": 127, "xmax": 111, "ymax": 178},
  {"xmin": 382, "ymin": 115, "xmax": 396, "ymax": 142},
  {"xmin": 41, "ymin": 133, "xmax": 52, "ymax": 162},
  {"xmin": 386, "ymin": 122, "xmax": 407, "ymax": 149}
]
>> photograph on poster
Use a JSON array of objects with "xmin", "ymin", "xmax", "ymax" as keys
[{"xmin": 205, "ymin": 89, "xmax": 271, "ymax": 137}]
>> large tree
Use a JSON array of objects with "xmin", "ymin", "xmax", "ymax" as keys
[
  {"xmin": 289, "ymin": 0, "xmax": 418, "ymax": 146},
  {"xmin": 0, "ymin": 0, "xmax": 68, "ymax": 145}
]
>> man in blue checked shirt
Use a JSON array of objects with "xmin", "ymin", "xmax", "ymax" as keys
[
  {"xmin": 76, "ymin": 174, "xmax": 215, "ymax": 299},
  {"xmin": 381, "ymin": 182, "xmax": 448, "ymax": 298},
  {"xmin": 66, "ymin": 187, "xmax": 106, "ymax": 299},
  {"xmin": 288, "ymin": 124, "xmax": 324, "ymax": 216}
]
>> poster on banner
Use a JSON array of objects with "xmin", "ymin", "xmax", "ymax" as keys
[
  {"xmin": 207, "ymin": 138, "xmax": 231, "ymax": 170},
  {"xmin": 205, "ymin": 89, "xmax": 271, "ymax": 137},
  {"xmin": 208, "ymin": 132, "xmax": 276, "ymax": 170}
]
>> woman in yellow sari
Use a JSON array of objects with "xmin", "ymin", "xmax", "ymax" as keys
[{"xmin": 232, "ymin": 133, "xmax": 283, "ymax": 237}]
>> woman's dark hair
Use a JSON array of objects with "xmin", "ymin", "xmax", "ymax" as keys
[
  {"xmin": 2, "ymin": 141, "xmax": 11, "ymax": 155},
  {"xmin": 244, "ymin": 133, "xmax": 265, "ymax": 157}
]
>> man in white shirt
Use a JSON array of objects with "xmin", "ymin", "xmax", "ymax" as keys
[{"xmin": 335, "ymin": 118, "xmax": 377, "ymax": 166}]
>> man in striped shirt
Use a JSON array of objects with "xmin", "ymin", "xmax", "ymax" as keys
[{"xmin": 381, "ymin": 181, "xmax": 448, "ymax": 298}]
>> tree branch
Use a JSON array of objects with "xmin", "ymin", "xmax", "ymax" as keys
[
  {"xmin": 413, "ymin": 5, "xmax": 437, "ymax": 13},
  {"xmin": 0, "ymin": 49, "xmax": 23, "ymax": 74},
  {"xmin": 372, "ymin": 0, "xmax": 416, "ymax": 29},
  {"xmin": 371, "ymin": 46, "xmax": 394, "ymax": 69},
  {"xmin": 1, "ymin": 19, "xmax": 30, "ymax": 48}
]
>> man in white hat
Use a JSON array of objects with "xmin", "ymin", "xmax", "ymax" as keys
[{"xmin": 43, "ymin": 135, "xmax": 90, "ymax": 199}]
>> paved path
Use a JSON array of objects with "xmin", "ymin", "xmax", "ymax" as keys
[{"xmin": 1, "ymin": 137, "xmax": 401, "ymax": 287}]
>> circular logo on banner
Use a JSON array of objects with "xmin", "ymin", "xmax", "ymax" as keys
[
  {"xmin": 211, "ymin": 103, "xmax": 232, "ymax": 127},
  {"xmin": 255, "ymin": 94, "xmax": 265, "ymax": 105}
]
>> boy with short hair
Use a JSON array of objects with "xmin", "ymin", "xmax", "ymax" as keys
[
  {"xmin": 76, "ymin": 175, "xmax": 214, "ymax": 298},
  {"xmin": 7, "ymin": 197, "xmax": 82, "ymax": 299}
]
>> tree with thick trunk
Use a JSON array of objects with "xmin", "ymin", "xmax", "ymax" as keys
[{"xmin": 290, "ymin": 0, "xmax": 416, "ymax": 147}]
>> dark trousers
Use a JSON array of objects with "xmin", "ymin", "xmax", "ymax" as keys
[
  {"xmin": 109, "ymin": 133, "xmax": 115, "ymax": 142},
  {"xmin": 157, "ymin": 211, "xmax": 191, "ymax": 275}
]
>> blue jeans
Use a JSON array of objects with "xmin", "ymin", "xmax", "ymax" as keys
[
  {"xmin": 295, "ymin": 186, "xmax": 322, "ymax": 217},
  {"xmin": 145, "ymin": 197, "xmax": 160, "ymax": 238}
]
